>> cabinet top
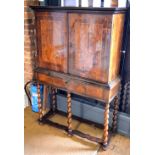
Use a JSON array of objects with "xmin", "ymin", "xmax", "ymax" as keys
[{"xmin": 30, "ymin": 6, "xmax": 127, "ymax": 14}]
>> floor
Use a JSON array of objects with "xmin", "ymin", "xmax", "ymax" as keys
[{"xmin": 24, "ymin": 107, "xmax": 130, "ymax": 155}]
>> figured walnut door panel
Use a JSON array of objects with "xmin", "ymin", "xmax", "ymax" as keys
[
  {"xmin": 69, "ymin": 13, "xmax": 112, "ymax": 83},
  {"xmin": 36, "ymin": 12, "xmax": 67, "ymax": 73}
]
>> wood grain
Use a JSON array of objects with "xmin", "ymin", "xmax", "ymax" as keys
[
  {"xmin": 32, "ymin": 7, "xmax": 126, "ymax": 103},
  {"xmin": 36, "ymin": 12, "xmax": 68, "ymax": 73},
  {"xmin": 36, "ymin": 72, "xmax": 120, "ymax": 103},
  {"xmin": 109, "ymin": 78, "xmax": 120, "ymax": 101},
  {"xmin": 37, "ymin": 83, "xmax": 43, "ymax": 120},
  {"xmin": 109, "ymin": 14, "xmax": 125, "ymax": 82},
  {"xmin": 37, "ymin": 73, "xmax": 66, "ymax": 89},
  {"xmin": 112, "ymin": 96, "xmax": 119, "ymax": 132},
  {"xmin": 42, "ymin": 84, "xmax": 48, "ymax": 115},
  {"xmin": 29, "ymin": 8, "xmax": 126, "ymax": 152},
  {"xmin": 103, "ymin": 102, "xmax": 110, "ymax": 146},
  {"xmin": 69, "ymin": 13, "xmax": 112, "ymax": 83},
  {"xmin": 67, "ymin": 92, "xmax": 72, "ymax": 134},
  {"xmin": 68, "ymin": 80, "xmax": 109, "ymax": 102},
  {"xmin": 51, "ymin": 87, "xmax": 57, "ymax": 113}
]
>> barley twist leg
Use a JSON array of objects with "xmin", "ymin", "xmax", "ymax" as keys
[
  {"xmin": 51, "ymin": 88, "xmax": 57, "ymax": 113},
  {"xmin": 112, "ymin": 96, "xmax": 119, "ymax": 133},
  {"xmin": 103, "ymin": 102, "xmax": 110, "ymax": 147},
  {"xmin": 37, "ymin": 83, "xmax": 43, "ymax": 121},
  {"xmin": 42, "ymin": 85, "xmax": 48, "ymax": 116},
  {"xmin": 67, "ymin": 92, "xmax": 72, "ymax": 135}
]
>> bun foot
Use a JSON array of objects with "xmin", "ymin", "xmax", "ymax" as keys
[
  {"xmin": 67, "ymin": 129, "xmax": 73, "ymax": 136},
  {"xmin": 102, "ymin": 143, "xmax": 109, "ymax": 151}
]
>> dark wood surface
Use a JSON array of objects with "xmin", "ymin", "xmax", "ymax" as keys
[
  {"xmin": 34, "ymin": 11, "xmax": 125, "ymax": 81},
  {"xmin": 29, "ymin": 6, "xmax": 126, "ymax": 150},
  {"xmin": 35, "ymin": 72, "xmax": 120, "ymax": 103},
  {"xmin": 108, "ymin": 14, "xmax": 125, "ymax": 82},
  {"xmin": 69, "ymin": 13, "xmax": 112, "ymax": 83},
  {"xmin": 30, "ymin": 6, "xmax": 127, "ymax": 13},
  {"xmin": 32, "ymin": 9, "xmax": 124, "ymax": 102},
  {"xmin": 36, "ymin": 12, "xmax": 68, "ymax": 73}
]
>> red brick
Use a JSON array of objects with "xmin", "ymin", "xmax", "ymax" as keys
[
  {"xmin": 24, "ymin": 49, "xmax": 31, "ymax": 54},
  {"xmin": 24, "ymin": 73, "xmax": 34, "ymax": 82},
  {"xmin": 24, "ymin": 50, "xmax": 35, "ymax": 57},
  {"xmin": 24, "ymin": 6, "xmax": 33, "ymax": 13},
  {"xmin": 24, "ymin": 19, "xmax": 34, "ymax": 25},
  {"xmin": 24, "ymin": 35, "xmax": 33, "ymax": 42},
  {"xmin": 24, "ymin": 29, "xmax": 35, "ymax": 36},
  {"xmin": 24, "ymin": 46, "xmax": 36, "ymax": 51},
  {"xmin": 24, "ymin": 0, "xmax": 39, "ymax": 83},
  {"xmin": 24, "ymin": 12, "xmax": 35, "ymax": 19},
  {"xmin": 24, "ymin": 58, "xmax": 33, "ymax": 64},
  {"xmin": 24, "ymin": 63, "xmax": 33, "ymax": 72},
  {"xmin": 24, "ymin": 56, "xmax": 33, "ymax": 62},
  {"xmin": 24, "ymin": 24, "xmax": 35, "ymax": 30},
  {"xmin": 24, "ymin": 1, "xmax": 39, "ymax": 7},
  {"xmin": 24, "ymin": 41, "xmax": 35, "ymax": 47}
]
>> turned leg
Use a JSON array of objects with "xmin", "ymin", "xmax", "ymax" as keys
[
  {"xmin": 51, "ymin": 87, "xmax": 57, "ymax": 113},
  {"xmin": 37, "ymin": 83, "xmax": 43, "ymax": 121},
  {"xmin": 112, "ymin": 96, "xmax": 119, "ymax": 133},
  {"xmin": 103, "ymin": 102, "xmax": 110, "ymax": 148},
  {"xmin": 67, "ymin": 92, "xmax": 72, "ymax": 135},
  {"xmin": 122, "ymin": 82, "xmax": 130, "ymax": 112},
  {"xmin": 42, "ymin": 85, "xmax": 48, "ymax": 116}
]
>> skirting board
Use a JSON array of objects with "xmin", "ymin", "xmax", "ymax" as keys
[{"xmin": 57, "ymin": 94, "xmax": 130, "ymax": 137}]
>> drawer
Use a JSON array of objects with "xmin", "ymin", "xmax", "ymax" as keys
[
  {"xmin": 37, "ymin": 73, "xmax": 66, "ymax": 89},
  {"xmin": 35, "ymin": 72, "xmax": 120, "ymax": 102},
  {"xmin": 68, "ymin": 80, "xmax": 109, "ymax": 101}
]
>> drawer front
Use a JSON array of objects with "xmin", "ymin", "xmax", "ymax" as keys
[
  {"xmin": 35, "ymin": 73, "xmax": 120, "ymax": 102},
  {"xmin": 36, "ymin": 12, "xmax": 68, "ymax": 73},
  {"xmin": 68, "ymin": 13, "xmax": 112, "ymax": 83},
  {"xmin": 35, "ymin": 72, "xmax": 110, "ymax": 101},
  {"xmin": 68, "ymin": 80, "xmax": 109, "ymax": 101},
  {"xmin": 37, "ymin": 73, "xmax": 66, "ymax": 89}
]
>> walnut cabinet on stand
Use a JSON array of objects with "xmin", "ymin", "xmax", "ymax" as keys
[{"xmin": 30, "ymin": 6, "xmax": 126, "ymax": 150}]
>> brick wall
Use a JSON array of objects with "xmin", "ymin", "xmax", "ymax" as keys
[{"xmin": 24, "ymin": 0, "xmax": 39, "ymax": 84}]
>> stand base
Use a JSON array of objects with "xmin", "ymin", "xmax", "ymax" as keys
[{"xmin": 39, "ymin": 109, "xmax": 113, "ymax": 150}]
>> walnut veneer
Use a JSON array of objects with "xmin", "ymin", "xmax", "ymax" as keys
[{"xmin": 30, "ymin": 6, "xmax": 126, "ymax": 150}]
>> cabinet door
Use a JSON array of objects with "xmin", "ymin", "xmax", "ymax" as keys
[
  {"xmin": 69, "ymin": 13, "xmax": 112, "ymax": 83},
  {"xmin": 36, "ymin": 12, "xmax": 67, "ymax": 73}
]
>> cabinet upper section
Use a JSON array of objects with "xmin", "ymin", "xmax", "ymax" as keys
[
  {"xmin": 30, "ymin": 6, "xmax": 127, "ymax": 13},
  {"xmin": 31, "ymin": 6, "xmax": 126, "ymax": 83}
]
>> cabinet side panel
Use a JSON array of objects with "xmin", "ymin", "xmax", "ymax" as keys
[{"xmin": 109, "ymin": 14, "xmax": 125, "ymax": 81}]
